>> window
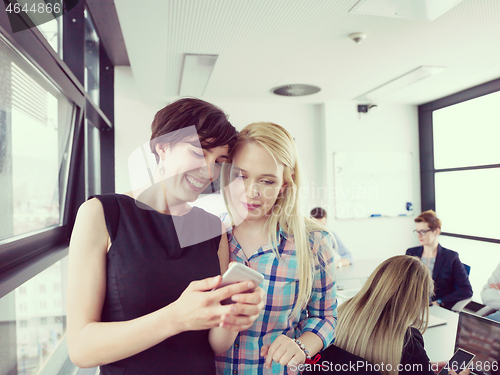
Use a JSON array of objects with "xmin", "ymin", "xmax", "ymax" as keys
[
  {"xmin": 419, "ymin": 82, "xmax": 500, "ymax": 302},
  {"xmin": 0, "ymin": 259, "xmax": 72, "ymax": 374},
  {"xmin": 84, "ymin": 8, "xmax": 99, "ymax": 105},
  {"xmin": 37, "ymin": 17, "xmax": 63, "ymax": 56},
  {"xmin": 433, "ymin": 91, "xmax": 500, "ymax": 169},
  {"xmin": 435, "ymin": 169, "xmax": 500, "ymax": 239},
  {"xmin": 86, "ymin": 118, "xmax": 102, "ymax": 196},
  {"xmin": 0, "ymin": 3, "xmax": 115, "ymax": 373},
  {"xmin": 0, "ymin": 35, "xmax": 75, "ymax": 242}
]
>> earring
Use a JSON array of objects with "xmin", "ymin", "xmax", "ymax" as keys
[{"xmin": 159, "ymin": 165, "xmax": 165, "ymax": 175}]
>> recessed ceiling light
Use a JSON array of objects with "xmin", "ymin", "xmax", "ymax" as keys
[{"xmin": 272, "ymin": 84, "xmax": 321, "ymax": 97}]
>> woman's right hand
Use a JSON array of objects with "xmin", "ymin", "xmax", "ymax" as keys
[{"xmin": 171, "ymin": 275, "xmax": 263, "ymax": 332}]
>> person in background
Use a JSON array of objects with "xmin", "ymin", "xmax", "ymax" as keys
[
  {"xmin": 310, "ymin": 207, "xmax": 352, "ymax": 268},
  {"xmin": 406, "ymin": 210, "xmax": 472, "ymax": 310},
  {"xmin": 481, "ymin": 261, "xmax": 500, "ymax": 322},
  {"xmin": 334, "ymin": 255, "xmax": 469, "ymax": 375}
]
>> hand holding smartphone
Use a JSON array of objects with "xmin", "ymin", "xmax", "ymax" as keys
[
  {"xmin": 438, "ymin": 348, "xmax": 475, "ymax": 375},
  {"xmin": 215, "ymin": 262, "xmax": 264, "ymax": 304}
]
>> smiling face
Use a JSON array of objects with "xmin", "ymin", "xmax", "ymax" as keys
[
  {"xmin": 227, "ymin": 142, "xmax": 286, "ymax": 224},
  {"xmin": 415, "ymin": 221, "xmax": 440, "ymax": 247},
  {"xmin": 156, "ymin": 137, "xmax": 229, "ymax": 206}
]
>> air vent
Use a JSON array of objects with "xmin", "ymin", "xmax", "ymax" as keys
[{"xmin": 272, "ymin": 84, "xmax": 321, "ymax": 97}]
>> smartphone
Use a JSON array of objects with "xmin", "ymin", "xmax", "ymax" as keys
[
  {"xmin": 215, "ymin": 263, "xmax": 264, "ymax": 304},
  {"xmin": 438, "ymin": 348, "xmax": 475, "ymax": 375}
]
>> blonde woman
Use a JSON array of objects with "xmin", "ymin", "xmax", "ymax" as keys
[
  {"xmin": 215, "ymin": 122, "xmax": 337, "ymax": 374},
  {"xmin": 334, "ymin": 255, "xmax": 469, "ymax": 375}
]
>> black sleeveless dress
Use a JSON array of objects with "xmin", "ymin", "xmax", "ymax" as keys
[{"xmin": 94, "ymin": 194, "xmax": 222, "ymax": 375}]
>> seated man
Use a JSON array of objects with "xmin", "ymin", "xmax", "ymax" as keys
[
  {"xmin": 310, "ymin": 207, "xmax": 353, "ymax": 268},
  {"xmin": 481, "ymin": 261, "xmax": 500, "ymax": 322}
]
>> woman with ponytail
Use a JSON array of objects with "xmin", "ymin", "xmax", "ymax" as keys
[{"xmin": 215, "ymin": 122, "xmax": 337, "ymax": 374}]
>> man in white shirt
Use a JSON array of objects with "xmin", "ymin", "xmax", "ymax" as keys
[{"xmin": 481, "ymin": 261, "xmax": 500, "ymax": 322}]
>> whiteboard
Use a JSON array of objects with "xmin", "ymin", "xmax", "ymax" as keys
[{"xmin": 333, "ymin": 152, "xmax": 413, "ymax": 219}]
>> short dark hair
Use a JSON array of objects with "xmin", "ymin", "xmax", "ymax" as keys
[
  {"xmin": 150, "ymin": 97, "xmax": 238, "ymax": 163},
  {"xmin": 415, "ymin": 210, "xmax": 442, "ymax": 231},
  {"xmin": 310, "ymin": 207, "xmax": 327, "ymax": 219}
]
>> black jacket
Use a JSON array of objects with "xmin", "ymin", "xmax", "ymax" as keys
[
  {"xmin": 406, "ymin": 244, "xmax": 473, "ymax": 310},
  {"xmin": 400, "ymin": 328, "xmax": 435, "ymax": 374},
  {"xmin": 303, "ymin": 329, "xmax": 432, "ymax": 375}
]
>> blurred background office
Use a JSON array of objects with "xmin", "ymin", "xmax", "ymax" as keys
[{"xmin": 0, "ymin": 0, "xmax": 499, "ymax": 374}]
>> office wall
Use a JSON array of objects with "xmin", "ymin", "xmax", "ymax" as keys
[
  {"xmin": 114, "ymin": 67, "xmax": 161, "ymax": 193},
  {"xmin": 114, "ymin": 66, "xmax": 421, "ymax": 261},
  {"xmin": 322, "ymin": 101, "xmax": 421, "ymax": 261}
]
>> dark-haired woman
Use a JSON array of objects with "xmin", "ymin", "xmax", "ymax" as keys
[
  {"xmin": 406, "ymin": 210, "xmax": 472, "ymax": 310},
  {"xmin": 66, "ymin": 98, "xmax": 264, "ymax": 374}
]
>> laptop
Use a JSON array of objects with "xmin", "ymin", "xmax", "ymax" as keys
[
  {"xmin": 454, "ymin": 311, "xmax": 500, "ymax": 375},
  {"xmin": 427, "ymin": 313, "xmax": 448, "ymax": 328}
]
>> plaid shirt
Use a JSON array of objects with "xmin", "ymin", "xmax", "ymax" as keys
[{"xmin": 215, "ymin": 227, "xmax": 337, "ymax": 375}]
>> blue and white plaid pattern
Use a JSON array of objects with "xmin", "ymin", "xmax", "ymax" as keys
[{"xmin": 215, "ymin": 227, "xmax": 337, "ymax": 375}]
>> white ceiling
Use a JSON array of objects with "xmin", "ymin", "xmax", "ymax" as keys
[{"xmin": 114, "ymin": 0, "xmax": 500, "ymax": 105}]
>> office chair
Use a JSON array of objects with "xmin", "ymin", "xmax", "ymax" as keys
[
  {"xmin": 463, "ymin": 263, "xmax": 471, "ymax": 275},
  {"xmin": 303, "ymin": 344, "xmax": 382, "ymax": 375}
]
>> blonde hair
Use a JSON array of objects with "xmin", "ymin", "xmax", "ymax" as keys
[
  {"xmin": 335, "ymin": 255, "xmax": 433, "ymax": 375},
  {"xmin": 222, "ymin": 122, "xmax": 333, "ymax": 317}
]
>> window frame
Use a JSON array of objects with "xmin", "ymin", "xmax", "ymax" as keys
[
  {"xmin": 418, "ymin": 77, "xmax": 500, "ymax": 245},
  {"xmin": 0, "ymin": 4, "xmax": 114, "ymax": 298}
]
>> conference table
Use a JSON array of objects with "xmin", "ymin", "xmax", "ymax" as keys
[{"xmin": 335, "ymin": 259, "xmax": 459, "ymax": 362}]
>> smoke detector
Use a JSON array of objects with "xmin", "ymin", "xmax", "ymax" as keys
[
  {"xmin": 272, "ymin": 84, "xmax": 321, "ymax": 97},
  {"xmin": 349, "ymin": 32, "xmax": 367, "ymax": 43}
]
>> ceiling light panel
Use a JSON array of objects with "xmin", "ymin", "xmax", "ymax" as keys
[
  {"xmin": 350, "ymin": 0, "xmax": 464, "ymax": 21},
  {"xmin": 178, "ymin": 54, "xmax": 218, "ymax": 97},
  {"xmin": 355, "ymin": 66, "xmax": 446, "ymax": 101}
]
